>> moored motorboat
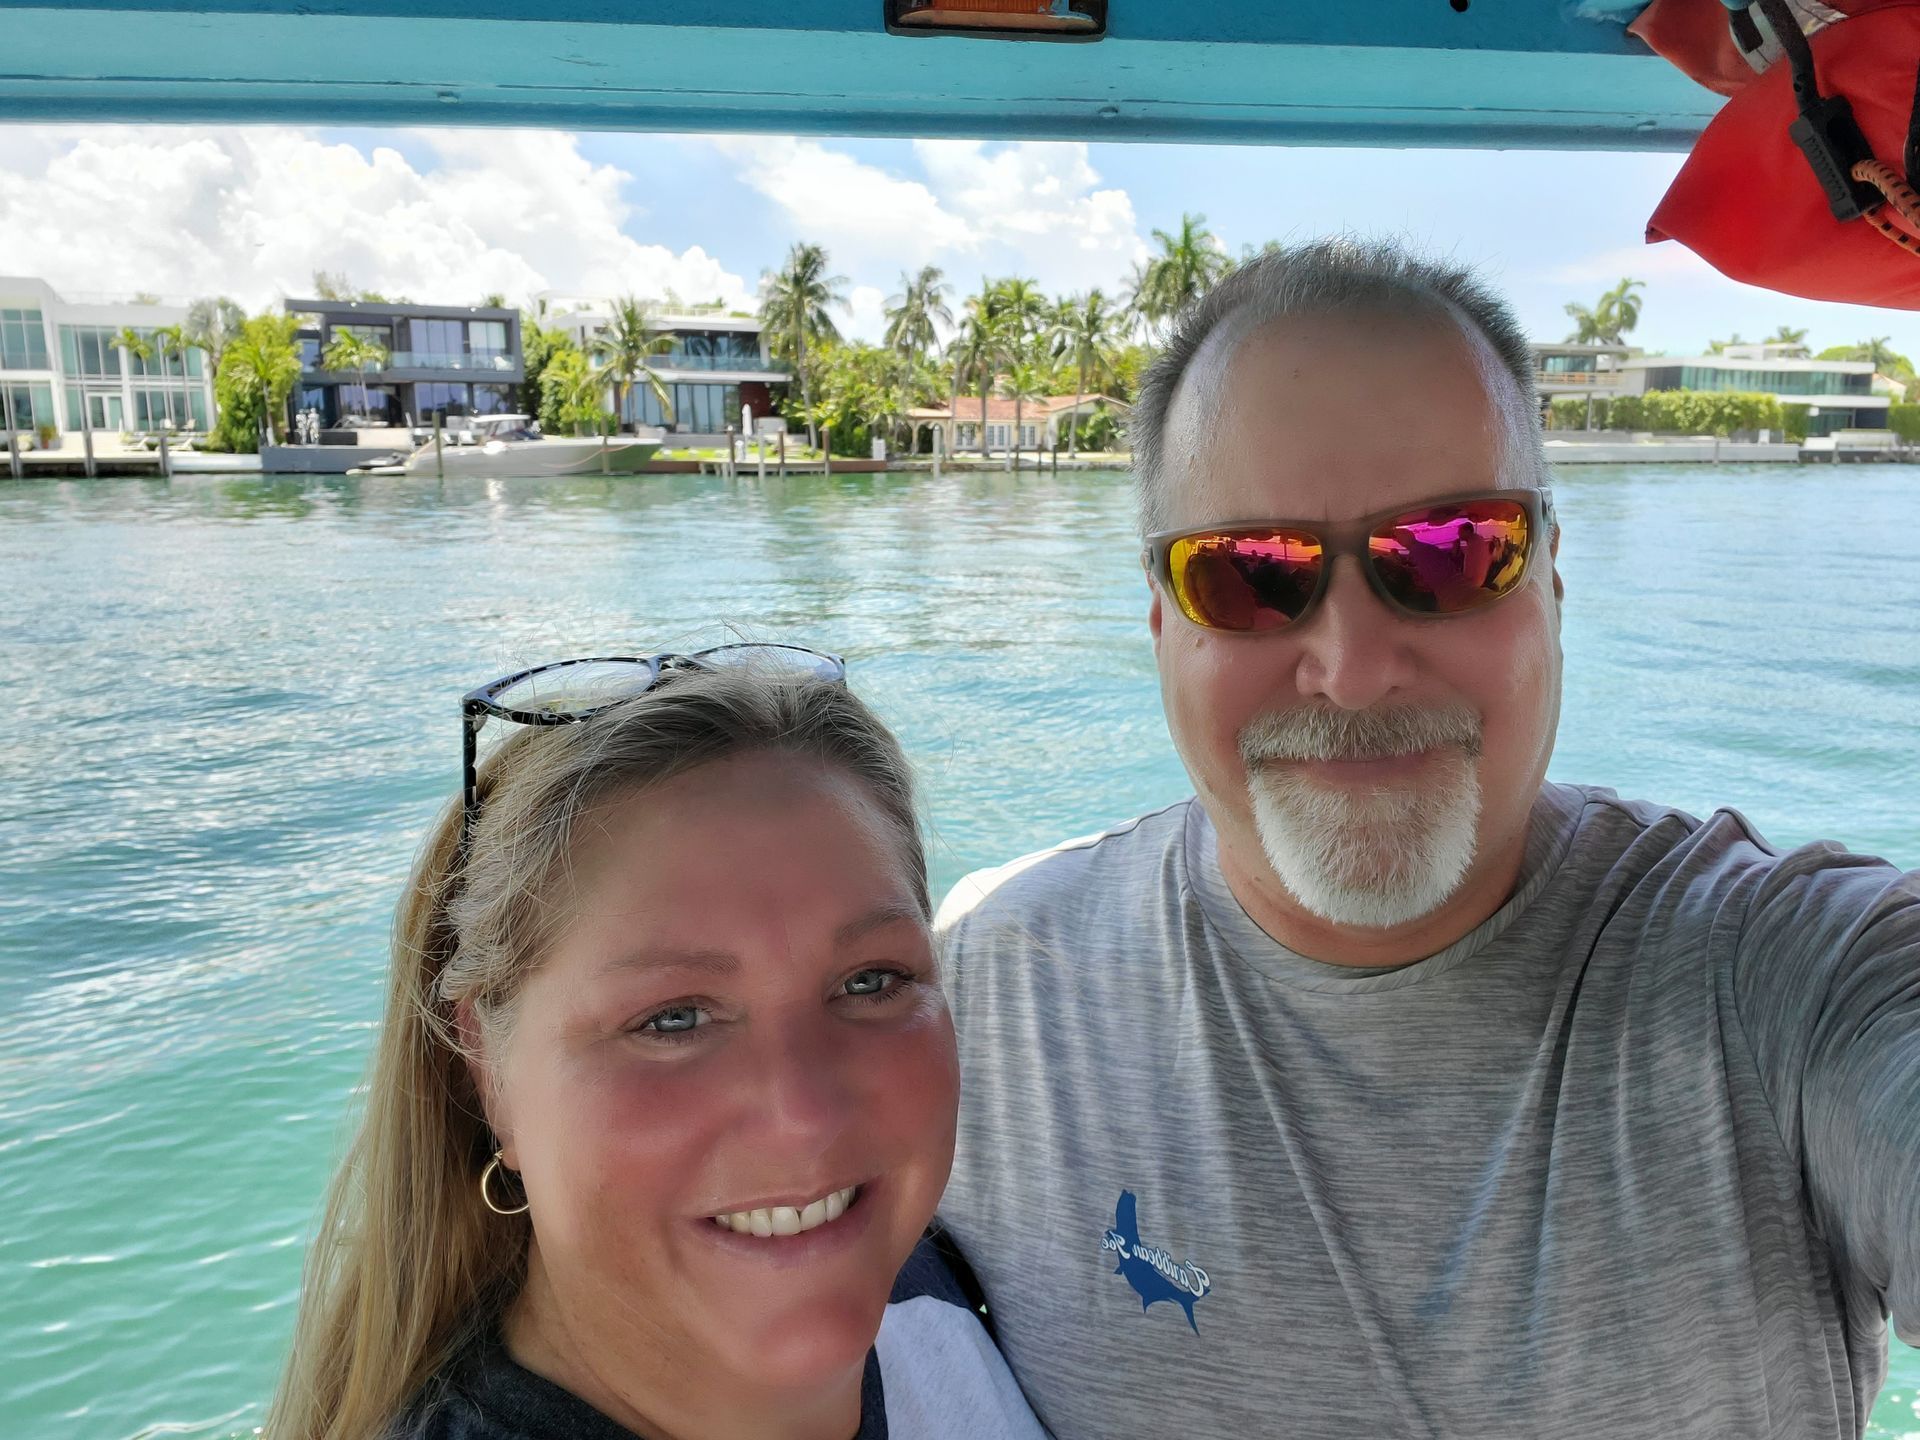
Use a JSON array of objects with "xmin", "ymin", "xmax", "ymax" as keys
[{"xmin": 396, "ymin": 415, "xmax": 665, "ymax": 477}]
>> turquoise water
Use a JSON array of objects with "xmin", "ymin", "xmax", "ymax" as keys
[{"xmin": 2, "ymin": 465, "xmax": 1917, "ymax": 1439}]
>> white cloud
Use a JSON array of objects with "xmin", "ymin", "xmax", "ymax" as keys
[
  {"xmin": 910, "ymin": 139, "xmax": 1146, "ymax": 298},
  {"xmin": 0, "ymin": 127, "xmax": 752, "ymax": 312},
  {"xmin": 846, "ymin": 284, "xmax": 887, "ymax": 342},
  {"xmin": 711, "ymin": 135, "xmax": 975, "ymax": 267},
  {"xmin": 708, "ymin": 135, "xmax": 1148, "ymax": 332}
]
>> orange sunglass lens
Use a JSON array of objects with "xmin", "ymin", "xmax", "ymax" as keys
[
  {"xmin": 1367, "ymin": 500, "xmax": 1531, "ymax": 615},
  {"xmin": 1169, "ymin": 530, "xmax": 1324, "ymax": 631}
]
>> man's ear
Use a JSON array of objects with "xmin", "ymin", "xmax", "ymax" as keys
[
  {"xmin": 454, "ymin": 997, "xmax": 514, "ymax": 1168},
  {"xmin": 1550, "ymin": 525, "xmax": 1564, "ymax": 606},
  {"xmin": 1147, "ymin": 569, "xmax": 1166, "ymax": 652}
]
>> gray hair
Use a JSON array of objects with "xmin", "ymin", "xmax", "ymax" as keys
[{"xmin": 1129, "ymin": 238, "xmax": 1547, "ymax": 535}]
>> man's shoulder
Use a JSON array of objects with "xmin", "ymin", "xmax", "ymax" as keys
[
  {"xmin": 934, "ymin": 798, "xmax": 1196, "ymax": 938},
  {"xmin": 1546, "ymin": 782, "xmax": 1913, "ymax": 930}
]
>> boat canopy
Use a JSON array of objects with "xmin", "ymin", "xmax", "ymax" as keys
[{"xmin": 9, "ymin": 0, "xmax": 1719, "ymax": 149}]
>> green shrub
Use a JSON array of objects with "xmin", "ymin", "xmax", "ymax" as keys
[
  {"xmin": 1606, "ymin": 390, "xmax": 1782, "ymax": 437},
  {"xmin": 1782, "ymin": 404, "xmax": 1811, "ymax": 443},
  {"xmin": 1886, "ymin": 403, "xmax": 1920, "ymax": 442}
]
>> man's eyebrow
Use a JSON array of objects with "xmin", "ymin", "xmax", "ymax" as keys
[{"xmin": 834, "ymin": 902, "xmax": 926, "ymax": 948}]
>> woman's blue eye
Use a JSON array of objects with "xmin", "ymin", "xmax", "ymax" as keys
[
  {"xmin": 640, "ymin": 1004, "xmax": 708, "ymax": 1035},
  {"xmin": 843, "ymin": 968, "xmax": 905, "ymax": 1000}
]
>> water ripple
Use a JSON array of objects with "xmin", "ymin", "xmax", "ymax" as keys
[{"xmin": 2, "ymin": 465, "xmax": 1916, "ymax": 1438}]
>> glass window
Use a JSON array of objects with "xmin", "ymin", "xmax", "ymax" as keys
[
  {"xmin": 59, "ymin": 326, "xmax": 122, "ymax": 377},
  {"xmin": 413, "ymin": 381, "xmax": 471, "ymax": 422},
  {"xmin": 299, "ymin": 336, "xmax": 323, "ymax": 368},
  {"xmin": 133, "ymin": 388, "xmax": 181, "ymax": 429},
  {"xmin": 471, "ymin": 383, "xmax": 514, "ymax": 416},
  {"xmin": 406, "ymin": 318, "xmax": 463, "ymax": 359},
  {"xmin": 0, "ymin": 309, "xmax": 50, "ymax": 369},
  {"xmin": 469, "ymin": 320, "xmax": 507, "ymax": 356},
  {"xmin": 295, "ymin": 385, "xmax": 331, "ymax": 424},
  {"xmin": 340, "ymin": 385, "xmax": 404, "ymax": 426},
  {"xmin": 333, "ymin": 323, "xmax": 393, "ymax": 352},
  {"xmin": 629, "ymin": 384, "xmax": 669, "ymax": 427},
  {"xmin": 3, "ymin": 381, "xmax": 54, "ymax": 429}
]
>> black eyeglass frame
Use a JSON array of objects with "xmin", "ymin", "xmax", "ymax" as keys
[
  {"xmin": 1142, "ymin": 486, "xmax": 1555, "ymax": 632},
  {"xmin": 459, "ymin": 643, "xmax": 847, "ymax": 847}
]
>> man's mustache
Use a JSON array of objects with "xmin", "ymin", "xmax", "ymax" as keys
[{"xmin": 1240, "ymin": 704, "xmax": 1484, "ymax": 766}]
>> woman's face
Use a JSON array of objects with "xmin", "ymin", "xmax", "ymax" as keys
[{"xmin": 486, "ymin": 750, "xmax": 958, "ymax": 1394}]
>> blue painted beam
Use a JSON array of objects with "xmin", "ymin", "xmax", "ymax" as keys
[{"xmin": 1, "ymin": 1, "xmax": 1720, "ymax": 148}]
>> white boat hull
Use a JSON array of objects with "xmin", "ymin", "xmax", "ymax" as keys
[{"xmin": 402, "ymin": 433, "xmax": 663, "ymax": 478}]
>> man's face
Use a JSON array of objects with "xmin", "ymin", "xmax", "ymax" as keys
[{"xmin": 1149, "ymin": 308, "xmax": 1562, "ymax": 933}]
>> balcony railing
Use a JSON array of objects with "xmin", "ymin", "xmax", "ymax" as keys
[
  {"xmin": 1535, "ymin": 370, "xmax": 1617, "ymax": 386},
  {"xmin": 653, "ymin": 352, "xmax": 781, "ymax": 373},
  {"xmin": 381, "ymin": 349, "xmax": 518, "ymax": 372}
]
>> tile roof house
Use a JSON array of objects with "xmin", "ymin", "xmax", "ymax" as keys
[{"xmin": 905, "ymin": 393, "xmax": 1129, "ymax": 454}]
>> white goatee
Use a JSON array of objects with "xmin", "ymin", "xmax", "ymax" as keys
[{"xmin": 1239, "ymin": 704, "xmax": 1483, "ymax": 930}]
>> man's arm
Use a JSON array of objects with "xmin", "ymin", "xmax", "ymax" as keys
[{"xmin": 1733, "ymin": 844, "xmax": 1920, "ymax": 1343}]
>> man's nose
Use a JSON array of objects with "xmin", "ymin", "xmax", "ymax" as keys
[{"xmin": 1290, "ymin": 555, "xmax": 1417, "ymax": 710}]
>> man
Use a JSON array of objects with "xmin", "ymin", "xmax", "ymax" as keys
[{"xmin": 934, "ymin": 240, "xmax": 1918, "ymax": 1438}]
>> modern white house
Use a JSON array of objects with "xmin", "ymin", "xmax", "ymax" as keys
[
  {"xmin": 0, "ymin": 277, "xmax": 215, "ymax": 441},
  {"xmin": 1530, "ymin": 342, "xmax": 1636, "ymax": 399},
  {"xmin": 534, "ymin": 292, "xmax": 790, "ymax": 442},
  {"xmin": 1617, "ymin": 342, "xmax": 1889, "ymax": 436}
]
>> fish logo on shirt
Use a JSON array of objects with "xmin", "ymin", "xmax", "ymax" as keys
[{"xmin": 1101, "ymin": 1190, "xmax": 1212, "ymax": 1333}]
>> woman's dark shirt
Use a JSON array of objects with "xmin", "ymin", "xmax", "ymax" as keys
[{"xmin": 388, "ymin": 1236, "xmax": 1048, "ymax": 1440}]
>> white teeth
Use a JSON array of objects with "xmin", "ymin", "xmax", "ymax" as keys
[{"xmin": 712, "ymin": 1185, "xmax": 860, "ymax": 1238}]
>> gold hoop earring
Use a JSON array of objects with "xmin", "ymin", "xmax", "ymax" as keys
[{"xmin": 480, "ymin": 1150, "xmax": 530, "ymax": 1216}]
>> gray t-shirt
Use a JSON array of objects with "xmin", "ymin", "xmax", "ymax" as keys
[{"xmin": 933, "ymin": 783, "xmax": 1920, "ymax": 1439}]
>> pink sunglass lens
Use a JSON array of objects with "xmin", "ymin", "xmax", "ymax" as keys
[
  {"xmin": 1169, "ymin": 531, "xmax": 1324, "ymax": 631},
  {"xmin": 1368, "ymin": 500, "xmax": 1532, "ymax": 614}
]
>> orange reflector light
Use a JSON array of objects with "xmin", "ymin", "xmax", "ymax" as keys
[{"xmin": 885, "ymin": 0, "xmax": 1106, "ymax": 40}]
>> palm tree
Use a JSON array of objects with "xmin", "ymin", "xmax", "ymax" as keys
[
  {"xmin": 760, "ymin": 243, "xmax": 848, "ymax": 448},
  {"xmin": 884, "ymin": 265, "xmax": 952, "ymax": 370},
  {"xmin": 1562, "ymin": 303, "xmax": 1607, "ymax": 346},
  {"xmin": 1600, "ymin": 277, "xmax": 1645, "ymax": 338},
  {"xmin": 1563, "ymin": 277, "xmax": 1646, "ymax": 345},
  {"xmin": 185, "ymin": 298, "xmax": 246, "ymax": 421},
  {"xmin": 1000, "ymin": 359, "xmax": 1051, "ymax": 470},
  {"xmin": 1856, "ymin": 336, "xmax": 1901, "ymax": 371},
  {"xmin": 221, "ymin": 314, "xmax": 304, "ymax": 447},
  {"xmin": 588, "ymin": 296, "xmax": 675, "ymax": 434},
  {"xmin": 1131, "ymin": 214, "xmax": 1231, "ymax": 333},
  {"xmin": 110, "ymin": 327, "xmax": 152, "ymax": 432},
  {"xmin": 1768, "ymin": 325, "xmax": 1809, "ymax": 346},
  {"xmin": 955, "ymin": 282, "xmax": 1012, "ymax": 457},
  {"xmin": 946, "ymin": 290, "xmax": 995, "ymax": 457},
  {"xmin": 1052, "ymin": 290, "xmax": 1122, "ymax": 457},
  {"xmin": 154, "ymin": 323, "xmax": 191, "ymax": 432},
  {"xmin": 322, "ymin": 331, "xmax": 389, "ymax": 422},
  {"xmin": 540, "ymin": 348, "xmax": 611, "ymax": 435}
]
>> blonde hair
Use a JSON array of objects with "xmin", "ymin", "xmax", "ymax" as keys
[{"xmin": 264, "ymin": 666, "xmax": 925, "ymax": 1440}]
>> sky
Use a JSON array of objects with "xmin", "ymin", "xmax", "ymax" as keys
[{"xmin": 3, "ymin": 123, "xmax": 1918, "ymax": 358}]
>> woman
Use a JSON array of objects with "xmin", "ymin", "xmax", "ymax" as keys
[{"xmin": 266, "ymin": 645, "xmax": 1046, "ymax": 1440}]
